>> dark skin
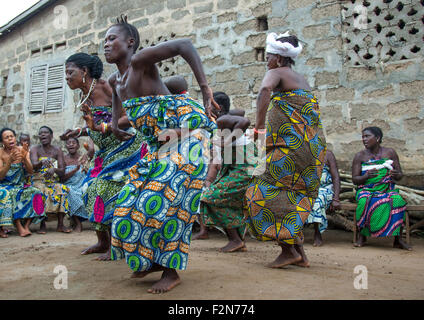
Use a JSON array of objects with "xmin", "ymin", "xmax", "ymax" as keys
[
  {"xmin": 30, "ymin": 128, "xmax": 71, "ymax": 234},
  {"xmin": 192, "ymin": 108, "xmax": 251, "ymax": 253},
  {"xmin": 255, "ymin": 53, "xmax": 314, "ymax": 269},
  {"xmin": 60, "ymin": 60, "xmax": 116, "ymax": 260},
  {"xmin": 352, "ymin": 129, "xmax": 411, "ymax": 250},
  {"xmin": 312, "ymin": 149, "xmax": 341, "ymax": 247},
  {"xmin": 61, "ymin": 62, "xmax": 118, "ymax": 140},
  {"xmin": 104, "ymin": 24, "xmax": 216, "ymax": 294},
  {"xmin": 0, "ymin": 130, "xmax": 33, "ymax": 237},
  {"xmin": 164, "ymin": 75, "xmax": 188, "ymax": 95},
  {"xmin": 62, "ymin": 138, "xmax": 94, "ymax": 233}
]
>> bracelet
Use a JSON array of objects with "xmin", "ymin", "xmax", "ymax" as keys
[
  {"xmin": 254, "ymin": 128, "xmax": 266, "ymax": 135},
  {"xmin": 101, "ymin": 122, "xmax": 108, "ymax": 134},
  {"xmin": 74, "ymin": 127, "xmax": 82, "ymax": 138}
]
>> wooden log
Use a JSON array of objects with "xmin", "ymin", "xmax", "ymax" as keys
[
  {"xmin": 328, "ymin": 214, "xmax": 354, "ymax": 231},
  {"xmin": 338, "ymin": 171, "xmax": 424, "ymax": 196}
]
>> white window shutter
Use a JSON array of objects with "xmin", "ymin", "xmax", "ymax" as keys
[
  {"xmin": 45, "ymin": 64, "xmax": 64, "ymax": 113},
  {"xmin": 29, "ymin": 65, "xmax": 47, "ymax": 113}
]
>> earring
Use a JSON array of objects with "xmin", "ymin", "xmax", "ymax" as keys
[{"xmin": 83, "ymin": 76, "xmax": 86, "ymax": 84}]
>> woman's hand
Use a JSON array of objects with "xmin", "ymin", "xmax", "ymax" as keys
[
  {"xmin": 201, "ymin": 86, "xmax": 220, "ymax": 120},
  {"xmin": 41, "ymin": 158, "xmax": 53, "ymax": 168},
  {"xmin": 10, "ymin": 147, "xmax": 23, "ymax": 163},
  {"xmin": 330, "ymin": 199, "xmax": 341, "ymax": 212},
  {"xmin": 365, "ymin": 168, "xmax": 379, "ymax": 179},
  {"xmin": 112, "ymin": 127, "xmax": 134, "ymax": 141},
  {"xmin": 44, "ymin": 167, "xmax": 55, "ymax": 180},
  {"xmin": 60, "ymin": 129, "xmax": 75, "ymax": 141},
  {"xmin": 20, "ymin": 143, "xmax": 29, "ymax": 158},
  {"xmin": 81, "ymin": 104, "xmax": 101, "ymax": 132}
]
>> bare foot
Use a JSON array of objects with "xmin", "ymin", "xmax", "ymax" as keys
[
  {"xmin": 81, "ymin": 243, "xmax": 109, "ymax": 255},
  {"xmin": 73, "ymin": 224, "xmax": 83, "ymax": 233},
  {"xmin": 293, "ymin": 244, "xmax": 310, "ymax": 268},
  {"xmin": 313, "ymin": 232, "xmax": 323, "ymax": 247},
  {"xmin": 353, "ymin": 234, "xmax": 367, "ymax": 247},
  {"xmin": 94, "ymin": 252, "xmax": 111, "ymax": 261},
  {"xmin": 219, "ymin": 240, "xmax": 246, "ymax": 253},
  {"xmin": 56, "ymin": 226, "xmax": 73, "ymax": 233},
  {"xmin": 132, "ymin": 264, "xmax": 165, "ymax": 279},
  {"xmin": 18, "ymin": 230, "xmax": 32, "ymax": 237},
  {"xmin": 37, "ymin": 221, "xmax": 47, "ymax": 234},
  {"xmin": 266, "ymin": 245, "xmax": 302, "ymax": 268},
  {"xmin": 192, "ymin": 230, "xmax": 209, "ymax": 240},
  {"xmin": 0, "ymin": 228, "xmax": 8, "ymax": 238},
  {"xmin": 393, "ymin": 238, "xmax": 412, "ymax": 251},
  {"xmin": 147, "ymin": 269, "xmax": 181, "ymax": 294}
]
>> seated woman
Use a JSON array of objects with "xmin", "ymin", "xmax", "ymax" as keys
[
  {"xmin": 194, "ymin": 91, "xmax": 255, "ymax": 252},
  {"xmin": 62, "ymin": 137, "xmax": 95, "ymax": 232},
  {"xmin": 30, "ymin": 126, "xmax": 72, "ymax": 234},
  {"xmin": 352, "ymin": 126, "xmax": 411, "ymax": 250},
  {"xmin": 305, "ymin": 149, "xmax": 341, "ymax": 246},
  {"xmin": 0, "ymin": 128, "xmax": 45, "ymax": 237}
]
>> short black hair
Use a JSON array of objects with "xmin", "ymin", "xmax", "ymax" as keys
[
  {"xmin": 213, "ymin": 91, "xmax": 230, "ymax": 115},
  {"xmin": 110, "ymin": 14, "xmax": 140, "ymax": 53},
  {"xmin": 363, "ymin": 126, "xmax": 383, "ymax": 143},
  {"xmin": 66, "ymin": 53, "xmax": 103, "ymax": 79},
  {"xmin": 0, "ymin": 127, "xmax": 16, "ymax": 142},
  {"xmin": 39, "ymin": 126, "xmax": 53, "ymax": 135}
]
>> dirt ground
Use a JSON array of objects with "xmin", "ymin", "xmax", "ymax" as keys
[{"xmin": 0, "ymin": 219, "xmax": 423, "ymax": 300}]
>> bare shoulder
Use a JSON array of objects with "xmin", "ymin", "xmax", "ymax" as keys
[
  {"xmin": 107, "ymin": 72, "xmax": 118, "ymax": 87},
  {"xmin": 353, "ymin": 149, "xmax": 367, "ymax": 162},
  {"xmin": 382, "ymin": 146, "xmax": 398, "ymax": 158}
]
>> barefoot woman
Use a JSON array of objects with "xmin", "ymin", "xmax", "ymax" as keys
[
  {"xmin": 0, "ymin": 128, "xmax": 45, "ymax": 237},
  {"xmin": 105, "ymin": 15, "xmax": 216, "ymax": 293},
  {"xmin": 352, "ymin": 126, "xmax": 411, "ymax": 250},
  {"xmin": 62, "ymin": 52, "xmax": 145, "ymax": 259},
  {"xmin": 244, "ymin": 32, "xmax": 327, "ymax": 268}
]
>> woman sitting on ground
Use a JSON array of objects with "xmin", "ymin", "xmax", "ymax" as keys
[{"xmin": 352, "ymin": 126, "xmax": 411, "ymax": 250}]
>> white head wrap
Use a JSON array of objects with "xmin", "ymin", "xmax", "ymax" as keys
[{"xmin": 266, "ymin": 32, "xmax": 303, "ymax": 58}]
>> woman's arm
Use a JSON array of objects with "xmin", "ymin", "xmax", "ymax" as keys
[
  {"xmin": 30, "ymin": 146, "xmax": 42, "ymax": 171},
  {"xmin": 0, "ymin": 150, "xmax": 12, "ymax": 180},
  {"xmin": 352, "ymin": 152, "xmax": 377, "ymax": 185},
  {"xmin": 389, "ymin": 148, "xmax": 403, "ymax": 181},
  {"xmin": 21, "ymin": 145, "xmax": 34, "ymax": 175},
  {"xmin": 255, "ymin": 69, "xmax": 281, "ymax": 131},
  {"xmin": 132, "ymin": 38, "xmax": 216, "ymax": 118},
  {"xmin": 326, "ymin": 150, "xmax": 340, "ymax": 210},
  {"xmin": 109, "ymin": 74, "xmax": 135, "ymax": 141}
]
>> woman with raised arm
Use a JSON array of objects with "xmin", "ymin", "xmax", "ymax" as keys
[
  {"xmin": 244, "ymin": 32, "xmax": 327, "ymax": 269},
  {"xmin": 105, "ymin": 15, "xmax": 217, "ymax": 294},
  {"xmin": 61, "ymin": 52, "xmax": 145, "ymax": 259},
  {"xmin": 352, "ymin": 127, "xmax": 411, "ymax": 250},
  {"xmin": 0, "ymin": 128, "xmax": 45, "ymax": 237}
]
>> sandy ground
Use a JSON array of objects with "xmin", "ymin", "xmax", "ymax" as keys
[{"xmin": 0, "ymin": 220, "xmax": 423, "ymax": 300}]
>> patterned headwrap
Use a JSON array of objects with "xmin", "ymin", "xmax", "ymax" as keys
[{"xmin": 266, "ymin": 31, "xmax": 303, "ymax": 58}]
